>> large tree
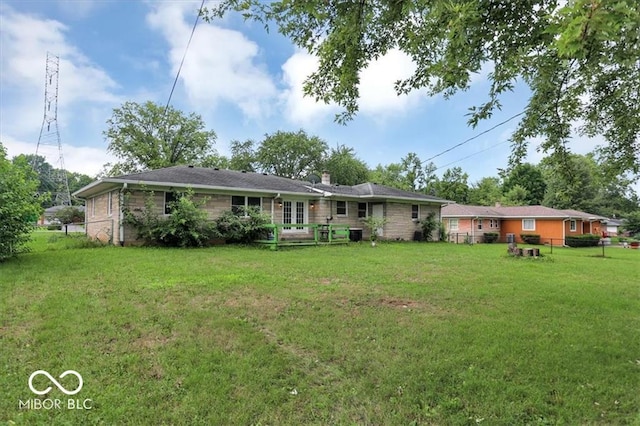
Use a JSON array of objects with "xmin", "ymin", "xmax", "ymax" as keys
[
  {"xmin": 12, "ymin": 154, "xmax": 56, "ymax": 207},
  {"xmin": 501, "ymin": 163, "xmax": 547, "ymax": 205},
  {"xmin": 434, "ymin": 167, "xmax": 469, "ymax": 203},
  {"xmin": 207, "ymin": 1, "xmax": 640, "ymax": 175},
  {"xmin": 541, "ymin": 153, "xmax": 600, "ymax": 211},
  {"xmin": 468, "ymin": 177, "xmax": 503, "ymax": 206},
  {"xmin": 0, "ymin": 144, "xmax": 43, "ymax": 261},
  {"xmin": 323, "ymin": 145, "xmax": 369, "ymax": 185},
  {"xmin": 104, "ymin": 101, "xmax": 218, "ymax": 175},
  {"xmin": 255, "ymin": 130, "xmax": 328, "ymax": 179},
  {"xmin": 228, "ymin": 139, "xmax": 257, "ymax": 172}
]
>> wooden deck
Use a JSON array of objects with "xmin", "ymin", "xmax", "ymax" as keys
[{"xmin": 255, "ymin": 223, "xmax": 351, "ymax": 250}]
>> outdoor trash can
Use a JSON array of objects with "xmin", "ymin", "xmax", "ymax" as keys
[{"xmin": 349, "ymin": 228, "xmax": 363, "ymax": 242}]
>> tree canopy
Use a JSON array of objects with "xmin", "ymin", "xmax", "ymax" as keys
[
  {"xmin": 206, "ymin": 1, "xmax": 640, "ymax": 175},
  {"xmin": 323, "ymin": 145, "xmax": 369, "ymax": 185},
  {"xmin": 501, "ymin": 163, "xmax": 547, "ymax": 206},
  {"xmin": 104, "ymin": 101, "xmax": 218, "ymax": 176},
  {"xmin": 255, "ymin": 130, "xmax": 328, "ymax": 179}
]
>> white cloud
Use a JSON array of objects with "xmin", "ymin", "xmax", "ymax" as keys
[
  {"xmin": 358, "ymin": 49, "xmax": 425, "ymax": 117},
  {"xmin": 280, "ymin": 48, "xmax": 430, "ymax": 125},
  {"xmin": 0, "ymin": 5, "xmax": 120, "ymax": 178},
  {"xmin": 146, "ymin": 2, "xmax": 277, "ymax": 119},
  {"xmin": 280, "ymin": 51, "xmax": 339, "ymax": 125},
  {"xmin": 2, "ymin": 135, "xmax": 114, "ymax": 177},
  {"xmin": 0, "ymin": 5, "xmax": 119, "ymax": 137}
]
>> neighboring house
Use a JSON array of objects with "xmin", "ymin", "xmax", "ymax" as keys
[
  {"xmin": 39, "ymin": 205, "xmax": 85, "ymax": 225},
  {"xmin": 73, "ymin": 166, "xmax": 449, "ymax": 245},
  {"xmin": 442, "ymin": 203, "xmax": 607, "ymax": 245},
  {"xmin": 604, "ymin": 218, "xmax": 624, "ymax": 237},
  {"xmin": 438, "ymin": 204, "xmax": 504, "ymax": 243}
]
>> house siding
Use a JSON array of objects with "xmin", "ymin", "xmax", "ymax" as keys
[
  {"xmin": 83, "ymin": 185, "xmax": 443, "ymax": 245},
  {"xmin": 444, "ymin": 217, "xmax": 501, "ymax": 243},
  {"xmin": 501, "ymin": 219, "xmax": 565, "ymax": 244},
  {"xmin": 85, "ymin": 190, "xmax": 120, "ymax": 244}
]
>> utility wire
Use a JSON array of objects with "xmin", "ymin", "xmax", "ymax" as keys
[
  {"xmin": 422, "ymin": 110, "xmax": 525, "ymax": 164},
  {"xmin": 164, "ymin": 0, "xmax": 206, "ymax": 116},
  {"xmin": 433, "ymin": 139, "xmax": 510, "ymax": 172}
]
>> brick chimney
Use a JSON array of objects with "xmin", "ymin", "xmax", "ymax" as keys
[{"xmin": 321, "ymin": 171, "xmax": 331, "ymax": 185}]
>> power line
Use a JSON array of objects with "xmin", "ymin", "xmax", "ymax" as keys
[
  {"xmin": 164, "ymin": 0, "xmax": 206, "ymax": 115},
  {"xmin": 433, "ymin": 139, "xmax": 510, "ymax": 172},
  {"xmin": 422, "ymin": 110, "xmax": 525, "ymax": 164}
]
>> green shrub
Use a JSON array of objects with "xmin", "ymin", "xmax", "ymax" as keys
[
  {"xmin": 54, "ymin": 206, "xmax": 84, "ymax": 224},
  {"xmin": 520, "ymin": 234, "xmax": 541, "ymax": 244},
  {"xmin": 124, "ymin": 189, "xmax": 219, "ymax": 247},
  {"xmin": 0, "ymin": 145, "xmax": 42, "ymax": 261},
  {"xmin": 419, "ymin": 212, "xmax": 438, "ymax": 242},
  {"xmin": 565, "ymin": 234, "xmax": 601, "ymax": 247},
  {"xmin": 215, "ymin": 207, "xmax": 271, "ymax": 243},
  {"xmin": 47, "ymin": 224, "xmax": 62, "ymax": 231},
  {"xmin": 438, "ymin": 221, "xmax": 447, "ymax": 242},
  {"xmin": 483, "ymin": 232, "xmax": 499, "ymax": 243}
]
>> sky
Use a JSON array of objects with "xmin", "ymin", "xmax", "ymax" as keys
[{"xmin": 0, "ymin": 0, "xmax": 609, "ymax": 186}]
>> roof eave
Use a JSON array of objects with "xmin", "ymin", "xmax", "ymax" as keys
[{"xmin": 83, "ymin": 179, "xmax": 321, "ymax": 198}]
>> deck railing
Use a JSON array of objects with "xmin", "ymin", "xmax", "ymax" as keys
[{"xmin": 256, "ymin": 223, "xmax": 350, "ymax": 250}]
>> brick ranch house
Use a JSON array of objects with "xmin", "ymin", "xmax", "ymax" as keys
[
  {"xmin": 73, "ymin": 166, "xmax": 449, "ymax": 245},
  {"xmin": 441, "ymin": 203, "xmax": 607, "ymax": 245}
]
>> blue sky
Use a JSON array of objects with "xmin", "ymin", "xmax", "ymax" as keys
[{"xmin": 0, "ymin": 0, "xmax": 603, "ymax": 184}]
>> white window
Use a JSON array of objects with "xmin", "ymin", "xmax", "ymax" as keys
[
  {"xmin": 231, "ymin": 195, "xmax": 262, "ymax": 215},
  {"xmin": 477, "ymin": 219, "xmax": 483, "ymax": 230},
  {"xmin": 570, "ymin": 220, "xmax": 577, "ymax": 231},
  {"xmin": 522, "ymin": 219, "xmax": 536, "ymax": 231},
  {"xmin": 449, "ymin": 218, "xmax": 459, "ymax": 231},
  {"xmin": 107, "ymin": 191, "xmax": 113, "ymax": 216},
  {"xmin": 336, "ymin": 200, "xmax": 347, "ymax": 216},
  {"xmin": 411, "ymin": 205, "xmax": 419, "ymax": 220}
]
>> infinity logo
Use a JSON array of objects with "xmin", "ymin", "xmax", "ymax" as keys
[{"xmin": 28, "ymin": 370, "xmax": 83, "ymax": 396}]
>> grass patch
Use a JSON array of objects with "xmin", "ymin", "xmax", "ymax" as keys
[{"xmin": 1, "ymin": 236, "xmax": 639, "ymax": 424}]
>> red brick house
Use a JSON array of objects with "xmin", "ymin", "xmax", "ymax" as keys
[{"xmin": 442, "ymin": 203, "xmax": 607, "ymax": 245}]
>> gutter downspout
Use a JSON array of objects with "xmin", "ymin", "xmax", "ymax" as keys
[
  {"xmin": 119, "ymin": 183, "xmax": 127, "ymax": 246},
  {"xmin": 272, "ymin": 193, "xmax": 280, "ymax": 224},
  {"xmin": 471, "ymin": 217, "xmax": 475, "ymax": 244},
  {"xmin": 270, "ymin": 197, "xmax": 274, "ymax": 224}
]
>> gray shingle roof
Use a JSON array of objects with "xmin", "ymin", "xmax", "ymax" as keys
[
  {"xmin": 110, "ymin": 166, "xmax": 317, "ymax": 194},
  {"xmin": 75, "ymin": 166, "xmax": 449, "ymax": 203}
]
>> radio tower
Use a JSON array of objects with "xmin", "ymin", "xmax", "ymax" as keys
[{"xmin": 34, "ymin": 52, "xmax": 71, "ymax": 206}]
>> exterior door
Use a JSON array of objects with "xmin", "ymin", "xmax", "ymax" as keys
[
  {"xmin": 372, "ymin": 203, "xmax": 384, "ymax": 237},
  {"xmin": 283, "ymin": 201, "xmax": 306, "ymax": 232}
]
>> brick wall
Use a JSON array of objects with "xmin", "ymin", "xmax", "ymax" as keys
[
  {"xmin": 85, "ymin": 190, "xmax": 119, "ymax": 244},
  {"xmin": 87, "ymin": 186, "xmax": 443, "ymax": 245}
]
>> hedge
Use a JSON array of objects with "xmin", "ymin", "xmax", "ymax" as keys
[
  {"xmin": 565, "ymin": 234, "xmax": 601, "ymax": 247},
  {"xmin": 483, "ymin": 232, "xmax": 499, "ymax": 243},
  {"xmin": 520, "ymin": 234, "xmax": 541, "ymax": 244}
]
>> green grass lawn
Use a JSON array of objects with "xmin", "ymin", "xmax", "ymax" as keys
[{"xmin": 1, "ymin": 232, "xmax": 639, "ymax": 424}]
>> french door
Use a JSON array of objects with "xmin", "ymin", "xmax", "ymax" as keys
[{"xmin": 283, "ymin": 201, "xmax": 306, "ymax": 231}]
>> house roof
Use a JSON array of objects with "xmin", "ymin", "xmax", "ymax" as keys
[
  {"xmin": 439, "ymin": 204, "xmax": 502, "ymax": 218},
  {"xmin": 73, "ymin": 166, "xmax": 449, "ymax": 204},
  {"xmin": 442, "ymin": 203, "xmax": 606, "ymax": 220}
]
